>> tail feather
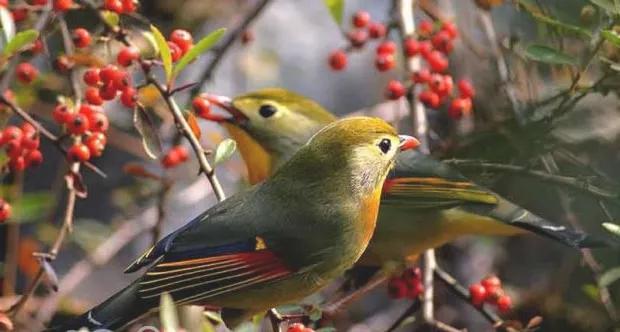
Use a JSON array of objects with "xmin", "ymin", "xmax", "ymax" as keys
[
  {"xmin": 511, "ymin": 221, "xmax": 612, "ymax": 249},
  {"xmin": 45, "ymin": 279, "xmax": 150, "ymax": 332}
]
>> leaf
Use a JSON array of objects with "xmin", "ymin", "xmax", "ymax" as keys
[
  {"xmin": 142, "ymin": 31, "xmax": 160, "ymax": 56},
  {"xmin": 529, "ymin": 12, "xmax": 592, "ymax": 37},
  {"xmin": 39, "ymin": 257, "xmax": 59, "ymax": 291},
  {"xmin": 602, "ymin": 222, "xmax": 620, "ymax": 237},
  {"xmin": 323, "ymin": 0, "xmax": 344, "ymax": 26},
  {"xmin": 524, "ymin": 45, "xmax": 577, "ymax": 66},
  {"xmin": 599, "ymin": 267, "xmax": 620, "ymax": 287},
  {"xmin": 150, "ymin": 25, "xmax": 172, "ymax": 82},
  {"xmin": 173, "ymin": 28, "xmax": 225, "ymax": 77},
  {"xmin": 184, "ymin": 110, "xmax": 202, "ymax": 139},
  {"xmin": 590, "ymin": 0, "xmax": 619, "ymax": 13},
  {"xmin": 214, "ymin": 138, "xmax": 236, "ymax": 165},
  {"xmin": 4, "ymin": 30, "xmax": 39, "ymax": 56},
  {"xmin": 582, "ymin": 283, "xmax": 601, "ymax": 302},
  {"xmin": 65, "ymin": 172, "xmax": 88, "ymax": 199},
  {"xmin": 123, "ymin": 162, "xmax": 161, "ymax": 180},
  {"xmin": 102, "ymin": 11, "xmax": 120, "ymax": 28},
  {"xmin": 133, "ymin": 106, "xmax": 163, "ymax": 160},
  {"xmin": 0, "ymin": 6, "xmax": 15, "ymax": 47},
  {"xmin": 201, "ymin": 317, "xmax": 216, "ymax": 332},
  {"xmin": 11, "ymin": 192, "xmax": 53, "ymax": 222},
  {"xmin": 601, "ymin": 29, "xmax": 620, "ymax": 47},
  {"xmin": 160, "ymin": 292, "xmax": 179, "ymax": 332},
  {"xmin": 204, "ymin": 311, "xmax": 223, "ymax": 325}
]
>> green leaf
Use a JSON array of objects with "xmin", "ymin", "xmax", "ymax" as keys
[
  {"xmin": 204, "ymin": 311, "xmax": 223, "ymax": 324},
  {"xmin": 133, "ymin": 106, "xmax": 163, "ymax": 160},
  {"xmin": 142, "ymin": 31, "xmax": 159, "ymax": 56},
  {"xmin": 602, "ymin": 222, "xmax": 620, "ymax": 237},
  {"xmin": 0, "ymin": 6, "xmax": 15, "ymax": 47},
  {"xmin": 201, "ymin": 317, "xmax": 216, "ymax": 332},
  {"xmin": 173, "ymin": 28, "xmax": 226, "ymax": 77},
  {"xmin": 150, "ymin": 25, "xmax": 172, "ymax": 82},
  {"xmin": 599, "ymin": 267, "xmax": 620, "ymax": 287},
  {"xmin": 102, "ymin": 11, "xmax": 120, "ymax": 28},
  {"xmin": 590, "ymin": 0, "xmax": 619, "ymax": 13},
  {"xmin": 524, "ymin": 45, "xmax": 577, "ymax": 66},
  {"xmin": 582, "ymin": 283, "xmax": 601, "ymax": 302},
  {"xmin": 529, "ymin": 12, "xmax": 592, "ymax": 37},
  {"xmin": 160, "ymin": 292, "xmax": 179, "ymax": 332},
  {"xmin": 324, "ymin": 0, "xmax": 344, "ymax": 26},
  {"xmin": 601, "ymin": 29, "xmax": 620, "ymax": 47},
  {"xmin": 11, "ymin": 192, "xmax": 53, "ymax": 223},
  {"xmin": 4, "ymin": 30, "xmax": 39, "ymax": 56},
  {"xmin": 214, "ymin": 138, "xmax": 236, "ymax": 165}
]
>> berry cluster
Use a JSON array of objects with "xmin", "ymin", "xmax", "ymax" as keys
[
  {"xmin": 469, "ymin": 275, "xmax": 513, "ymax": 313},
  {"xmin": 167, "ymin": 29, "xmax": 195, "ymax": 62},
  {"xmin": 161, "ymin": 145, "xmax": 189, "ymax": 169},
  {"xmin": 327, "ymin": 11, "xmax": 476, "ymax": 120},
  {"xmin": 53, "ymin": 103, "xmax": 108, "ymax": 163},
  {"xmin": 387, "ymin": 267, "xmax": 424, "ymax": 299},
  {"xmin": 0, "ymin": 123, "xmax": 43, "ymax": 173},
  {"xmin": 286, "ymin": 323, "xmax": 314, "ymax": 332}
]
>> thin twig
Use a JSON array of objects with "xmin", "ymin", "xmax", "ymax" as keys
[{"xmin": 384, "ymin": 299, "xmax": 421, "ymax": 332}]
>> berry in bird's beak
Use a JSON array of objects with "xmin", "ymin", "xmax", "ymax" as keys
[
  {"xmin": 204, "ymin": 94, "xmax": 249, "ymax": 124},
  {"xmin": 398, "ymin": 135, "xmax": 420, "ymax": 151}
]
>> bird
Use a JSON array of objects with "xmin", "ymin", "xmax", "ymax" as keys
[
  {"xmin": 205, "ymin": 88, "xmax": 605, "ymax": 272},
  {"xmin": 46, "ymin": 117, "xmax": 419, "ymax": 331}
]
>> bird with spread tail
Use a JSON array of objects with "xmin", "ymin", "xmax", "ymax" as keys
[
  {"xmin": 46, "ymin": 117, "xmax": 419, "ymax": 331},
  {"xmin": 205, "ymin": 88, "xmax": 606, "ymax": 272}
]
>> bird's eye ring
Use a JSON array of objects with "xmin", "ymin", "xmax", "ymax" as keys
[
  {"xmin": 378, "ymin": 139, "xmax": 391, "ymax": 154},
  {"xmin": 259, "ymin": 104, "xmax": 277, "ymax": 118}
]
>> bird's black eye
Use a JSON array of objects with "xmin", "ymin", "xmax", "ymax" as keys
[
  {"xmin": 259, "ymin": 104, "xmax": 277, "ymax": 118},
  {"xmin": 378, "ymin": 139, "xmax": 391, "ymax": 154}
]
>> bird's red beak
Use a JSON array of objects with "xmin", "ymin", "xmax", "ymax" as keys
[
  {"xmin": 398, "ymin": 135, "xmax": 420, "ymax": 151},
  {"xmin": 204, "ymin": 94, "xmax": 249, "ymax": 123}
]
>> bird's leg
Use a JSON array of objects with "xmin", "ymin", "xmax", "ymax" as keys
[{"xmin": 322, "ymin": 274, "xmax": 389, "ymax": 319}]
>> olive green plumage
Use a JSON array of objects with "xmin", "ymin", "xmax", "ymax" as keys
[{"xmin": 47, "ymin": 117, "xmax": 400, "ymax": 331}]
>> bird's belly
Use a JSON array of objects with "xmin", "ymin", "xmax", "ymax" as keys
[{"xmin": 356, "ymin": 207, "xmax": 522, "ymax": 267}]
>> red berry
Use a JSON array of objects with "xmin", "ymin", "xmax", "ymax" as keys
[
  {"xmin": 174, "ymin": 145, "xmax": 189, "ymax": 162},
  {"xmin": 21, "ymin": 130, "xmax": 40, "ymax": 150},
  {"xmin": 469, "ymin": 284, "xmax": 487, "ymax": 307},
  {"xmin": 53, "ymin": 104, "xmax": 73, "ymax": 124},
  {"xmin": 0, "ymin": 199, "xmax": 11, "ymax": 221},
  {"xmin": 385, "ymin": 80, "xmax": 405, "ymax": 100},
  {"xmin": 387, "ymin": 277, "xmax": 408, "ymax": 299},
  {"xmin": 161, "ymin": 149, "xmax": 181, "ymax": 169},
  {"xmin": 87, "ymin": 132, "xmax": 107, "ymax": 146},
  {"xmin": 404, "ymin": 38, "xmax": 420, "ymax": 57},
  {"xmin": 85, "ymin": 135, "xmax": 105, "ymax": 157},
  {"xmin": 54, "ymin": 55, "xmax": 73, "ymax": 73},
  {"xmin": 328, "ymin": 51, "xmax": 347, "ymax": 71},
  {"xmin": 2, "ymin": 126, "xmax": 23, "ymax": 145},
  {"xmin": 89, "ymin": 112, "xmax": 109, "ymax": 132},
  {"xmin": 192, "ymin": 97, "xmax": 211, "ymax": 117},
  {"xmin": 85, "ymin": 87, "xmax": 104, "ymax": 106},
  {"xmin": 72, "ymin": 28, "xmax": 91, "ymax": 49},
  {"xmin": 83, "ymin": 68, "xmax": 101, "ymax": 86},
  {"xmin": 99, "ymin": 65, "xmax": 118, "ymax": 83},
  {"xmin": 402, "ymin": 267, "xmax": 421, "ymax": 281},
  {"xmin": 16, "ymin": 63, "xmax": 37, "ymax": 84},
  {"xmin": 449, "ymin": 97, "xmax": 472, "ymax": 119},
  {"xmin": 5, "ymin": 140, "xmax": 23, "ymax": 159},
  {"xmin": 111, "ymin": 70, "xmax": 131, "ymax": 91},
  {"xmin": 104, "ymin": 0, "xmax": 123, "ymax": 13},
  {"xmin": 376, "ymin": 41, "xmax": 397, "ymax": 55},
  {"xmin": 426, "ymin": 50, "xmax": 448, "ymax": 72},
  {"xmin": 120, "ymin": 87, "xmax": 138, "ymax": 108},
  {"xmin": 405, "ymin": 278, "xmax": 424, "ymax": 299},
  {"xmin": 418, "ymin": 20, "xmax": 434, "ymax": 37},
  {"xmin": 66, "ymin": 113, "xmax": 90, "ymax": 135},
  {"xmin": 418, "ymin": 40, "xmax": 433, "ymax": 58},
  {"xmin": 11, "ymin": 8, "xmax": 28, "ymax": 22},
  {"xmin": 168, "ymin": 41, "xmax": 182, "ymax": 62},
  {"xmin": 432, "ymin": 31, "xmax": 453, "ymax": 54},
  {"xmin": 121, "ymin": 0, "xmax": 137, "ymax": 13},
  {"xmin": 368, "ymin": 22, "xmax": 386, "ymax": 39},
  {"xmin": 67, "ymin": 144, "xmax": 91, "ymax": 162},
  {"xmin": 169, "ymin": 29, "xmax": 193, "ymax": 53},
  {"xmin": 442, "ymin": 75, "xmax": 454, "ymax": 96},
  {"xmin": 24, "ymin": 150, "xmax": 43, "ymax": 168},
  {"xmin": 352, "ymin": 11, "xmax": 370, "ymax": 28},
  {"xmin": 79, "ymin": 104, "xmax": 101, "ymax": 117},
  {"xmin": 0, "ymin": 0, "xmax": 7, "ymax": 7},
  {"xmin": 429, "ymin": 73, "xmax": 445, "ymax": 93},
  {"xmin": 53, "ymin": 0, "xmax": 73, "ymax": 11},
  {"xmin": 99, "ymin": 82, "xmax": 118, "ymax": 101},
  {"xmin": 117, "ymin": 46, "xmax": 140, "ymax": 67},
  {"xmin": 441, "ymin": 21, "xmax": 458, "ymax": 39},
  {"xmin": 496, "ymin": 295, "xmax": 512, "ymax": 313},
  {"xmin": 411, "ymin": 68, "xmax": 431, "ymax": 84},
  {"xmin": 347, "ymin": 30, "xmax": 367, "ymax": 49},
  {"xmin": 9, "ymin": 156, "xmax": 25, "ymax": 172},
  {"xmin": 21, "ymin": 122, "xmax": 36, "ymax": 135},
  {"xmin": 457, "ymin": 79, "xmax": 475, "ymax": 98},
  {"xmin": 418, "ymin": 89, "xmax": 440, "ymax": 108},
  {"xmin": 375, "ymin": 53, "xmax": 395, "ymax": 72},
  {"xmin": 481, "ymin": 276, "xmax": 502, "ymax": 292},
  {"xmin": 286, "ymin": 323, "xmax": 306, "ymax": 332},
  {"xmin": 29, "ymin": 39, "xmax": 43, "ymax": 54}
]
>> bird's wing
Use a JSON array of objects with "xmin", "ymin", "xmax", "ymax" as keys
[{"xmin": 123, "ymin": 191, "xmax": 295, "ymax": 304}]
